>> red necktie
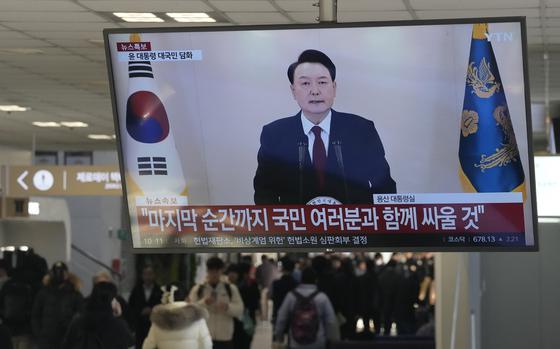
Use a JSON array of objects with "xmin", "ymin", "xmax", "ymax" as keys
[{"xmin": 311, "ymin": 126, "xmax": 327, "ymax": 191}]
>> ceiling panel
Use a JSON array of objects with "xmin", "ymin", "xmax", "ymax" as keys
[
  {"xmin": 338, "ymin": 11, "xmax": 413, "ymax": 22},
  {"xmin": 0, "ymin": 0, "xmax": 556, "ymax": 150},
  {"xmin": 0, "ymin": 39, "xmax": 53, "ymax": 48},
  {"xmin": 288, "ymin": 12, "xmax": 318, "ymax": 23},
  {"xmin": 276, "ymin": 1, "xmax": 316, "ymax": 12},
  {"xmin": 416, "ymin": 9, "xmax": 540, "ymax": 19},
  {"xmin": 528, "ymin": 27, "xmax": 543, "ymax": 36},
  {"xmin": 546, "ymin": 7, "xmax": 560, "ymax": 16},
  {"xmin": 47, "ymin": 39, "xmax": 100, "ymax": 48},
  {"xmin": 226, "ymin": 12, "xmax": 291, "ymax": 24},
  {"xmin": 7, "ymin": 22, "xmax": 111, "ymax": 32},
  {"xmin": 545, "ymin": 18, "xmax": 560, "ymax": 27},
  {"xmin": 210, "ymin": 1, "xmax": 276, "ymax": 12},
  {"xmin": 546, "ymin": 27, "xmax": 560, "ymax": 35},
  {"xmin": 409, "ymin": 0, "xmax": 539, "ymax": 10},
  {"xmin": 78, "ymin": 0, "xmax": 212, "ymax": 12},
  {"xmin": 0, "ymin": 12, "xmax": 106, "ymax": 22},
  {"xmin": 338, "ymin": 0, "xmax": 407, "ymax": 11},
  {"xmin": 0, "ymin": 31, "xmax": 33, "ymax": 39},
  {"xmin": 526, "ymin": 17, "xmax": 542, "ymax": 27},
  {"xmin": 29, "ymin": 31, "xmax": 106, "ymax": 40},
  {"xmin": 0, "ymin": 1, "xmax": 87, "ymax": 12},
  {"xmin": 528, "ymin": 36, "xmax": 544, "ymax": 44}
]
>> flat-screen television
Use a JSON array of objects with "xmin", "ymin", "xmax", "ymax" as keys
[{"xmin": 104, "ymin": 17, "xmax": 538, "ymax": 252}]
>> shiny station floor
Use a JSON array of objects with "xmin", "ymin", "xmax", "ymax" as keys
[{"xmin": 251, "ymin": 321, "xmax": 273, "ymax": 349}]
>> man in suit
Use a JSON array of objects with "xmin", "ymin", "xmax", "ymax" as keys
[{"xmin": 254, "ymin": 49, "xmax": 396, "ymax": 204}]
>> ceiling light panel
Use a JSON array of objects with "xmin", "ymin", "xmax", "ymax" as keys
[
  {"xmin": 0, "ymin": 105, "xmax": 29, "ymax": 111},
  {"xmin": 32, "ymin": 121, "xmax": 61, "ymax": 127},
  {"xmin": 88, "ymin": 134, "xmax": 113, "ymax": 140},
  {"xmin": 167, "ymin": 12, "xmax": 216, "ymax": 22},
  {"xmin": 61, "ymin": 121, "xmax": 89, "ymax": 127},
  {"xmin": 82, "ymin": 1, "xmax": 212, "ymax": 12},
  {"xmin": 114, "ymin": 12, "xmax": 164, "ymax": 22}
]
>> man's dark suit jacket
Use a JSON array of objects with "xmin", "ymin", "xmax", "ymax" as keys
[{"xmin": 254, "ymin": 109, "xmax": 396, "ymax": 204}]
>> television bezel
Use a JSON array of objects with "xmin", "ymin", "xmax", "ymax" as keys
[{"xmin": 104, "ymin": 16, "xmax": 539, "ymax": 253}]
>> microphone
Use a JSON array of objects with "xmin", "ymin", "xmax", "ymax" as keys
[
  {"xmin": 297, "ymin": 139, "xmax": 308, "ymax": 203},
  {"xmin": 332, "ymin": 140, "xmax": 349, "ymax": 203}
]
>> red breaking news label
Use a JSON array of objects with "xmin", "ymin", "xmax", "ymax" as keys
[{"xmin": 117, "ymin": 42, "xmax": 151, "ymax": 52}]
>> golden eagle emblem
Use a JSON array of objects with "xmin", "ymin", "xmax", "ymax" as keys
[
  {"xmin": 461, "ymin": 110, "xmax": 479, "ymax": 137},
  {"xmin": 467, "ymin": 57, "xmax": 500, "ymax": 98},
  {"xmin": 475, "ymin": 106, "xmax": 520, "ymax": 172}
]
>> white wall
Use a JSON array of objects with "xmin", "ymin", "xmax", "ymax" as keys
[
  {"xmin": 0, "ymin": 145, "xmax": 32, "ymax": 165},
  {"xmin": 1, "ymin": 220, "xmax": 67, "ymax": 267},
  {"xmin": 67, "ymin": 150, "xmax": 124, "ymax": 294},
  {"xmin": 479, "ymin": 222, "xmax": 560, "ymax": 349},
  {"xmin": 66, "ymin": 195, "xmax": 123, "ymax": 293},
  {"xmin": 436, "ymin": 253, "xmax": 472, "ymax": 349},
  {"xmin": 0, "ymin": 197, "xmax": 71, "ymax": 266},
  {"xmin": 436, "ymin": 222, "xmax": 560, "ymax": 349}
]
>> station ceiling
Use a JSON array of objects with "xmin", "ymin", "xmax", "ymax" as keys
[{"xmin": 0, "ymin": 0, "xmax": 556, "ymax": 150}]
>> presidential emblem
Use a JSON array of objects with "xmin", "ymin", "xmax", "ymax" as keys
[
  {"xmin": 307, "ymin": 196, "xmax": 342, "ymax": 205},
  {"xmin": 467, "ymin": 57, "xmax": 501, "ymax": 99},
  {"xmin": 461, "ymin": 110, "xmax": 479, "ymax": 137},
  {"xmin": 475, "ymin": 105, "xmax": 520, "ymax": 172}
]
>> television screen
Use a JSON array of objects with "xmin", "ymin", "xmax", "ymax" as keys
[{"xmin": 105, "ymin": 17, "xmax": 538, "ymax": 251}]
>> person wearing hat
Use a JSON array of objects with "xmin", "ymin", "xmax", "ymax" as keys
[
  {"xmin": 254, "ymin": 49, "xmax": 396, "ymax": 205},
  {"xmin": 31, "ymin": 261, "xmax": 83, "ymax": 349}
]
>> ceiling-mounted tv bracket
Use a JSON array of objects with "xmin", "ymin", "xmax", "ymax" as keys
[{"xmin": 314, "ymin": 0, "xmax": 337, "ymax": 23}]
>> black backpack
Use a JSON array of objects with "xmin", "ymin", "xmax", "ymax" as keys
[{"xmin": 289, "ymin": 290, "xmax": 320, "ymax": 345}]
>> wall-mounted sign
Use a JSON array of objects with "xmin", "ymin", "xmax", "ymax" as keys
[{"xmin": 6, "ymin": 165, "xmax": 122, "ymax": 197}]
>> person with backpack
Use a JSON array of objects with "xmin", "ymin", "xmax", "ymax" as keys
[
  {"xmin": 274, "ymin": 267, "xmax": 339, "ymax": 349},
  {"xmin": 188, "ymin": 257, "xmax": 244, "ymax": 349},
  {"xmin": 62, "ymin": 281, "xmax": 133, "ymax": 349}
]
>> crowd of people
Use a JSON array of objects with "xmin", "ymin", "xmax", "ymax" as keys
[{"xmin": 0, "ymin": 250, "xmax": 435, "ymax": 349}]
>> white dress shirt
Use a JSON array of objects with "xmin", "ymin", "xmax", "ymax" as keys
[{"xmin": 300, "ymin": 110, "xmax": 331, "ymax": 162}]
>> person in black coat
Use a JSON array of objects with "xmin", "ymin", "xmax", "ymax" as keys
[
  {"xmin": 128, "ymin": 266, "xmax": 162, "ymax": 349},
  {"xmin": 333, "ymin": 258, "xmax": 359, "ymax": 340},
  {"xmin": 62, "ymin": 282, "xmax": 133, "ymax": 349},
  {"xmin": 357, "ymin": 259, "xmax": 381, "ymax": 335},
  {"xmin": 254, "ymin": 49, "xmax": 396, "ymax": 205},
  {"xmin": 31, "ymin": 261, "xmax": 83, "ymax": 349},
  {"xmin": 270, "ymin": 257, "xmax": 298, "ymax": 327},
  {"xmin": 0, "ymin": 322, "xmax": 13, "ymax": 349},
  {"xmin": 378, "ymin": 258, "xmax": 400, "ymax": 336}
]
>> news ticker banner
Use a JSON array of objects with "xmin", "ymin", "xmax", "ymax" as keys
[
  {"xmin": 4, "ymin": 165, "xmax": 122, "ymax": 197},
  {"xmin": 131, "ymin": 192, "xmax": 526, "ymax": 249}
]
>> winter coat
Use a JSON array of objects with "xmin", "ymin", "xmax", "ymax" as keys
[
  {"xmin": 31, "ymin": 274, "xmax": 83, "ymax": 349},
  {"xmin": 142, "ymin": 302, "xmax": 212, "ymax": 349},
  {"xmin": 128, "ymin": 282, "xmax": 162, "ymax": 348},
  {"xmin": 62, "ymin": 309, "xmax": 133, "ymax": 349},
  {"xmin": 188, "ymin": 282, "xmax": 244, "ymax": 341}
]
